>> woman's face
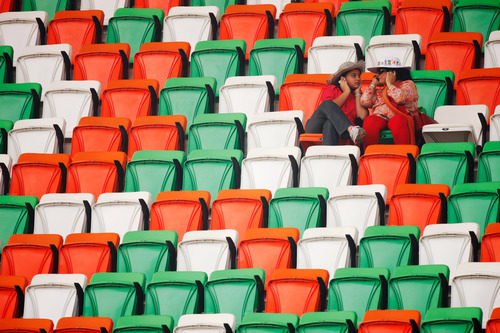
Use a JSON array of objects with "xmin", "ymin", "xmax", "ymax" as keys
[
  {"xmin": 343, "ymin": 69, "xmax": 361, "ymax": 89},
  {"xmin": 375, "ymin": 68, "xmax": 392, "ymax": 85}
]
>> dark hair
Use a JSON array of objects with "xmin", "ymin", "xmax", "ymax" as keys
[{"xmin": 395, "ymin": 68, "xmax": 412, "ymax": 81}]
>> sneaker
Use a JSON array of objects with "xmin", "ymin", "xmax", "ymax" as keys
[{"xmin": 349, "ymin": 126, "xmax": 366, "ymax": 144}]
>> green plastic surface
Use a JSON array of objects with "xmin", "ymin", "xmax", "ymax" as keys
[
  {"xmin": 478, "ymin": 141, "xmax": 500, "ymax": 182},
  {"xmin": 238, "ymin": 313, "xmax": 300, "ymax": 333},
  {"xmin": 114, "ymin": 315, "xmax": 174, "ymax": 333},
  {"xmin": 452, "ymin": 0, "xmax": 500, "ymax": 46},
  {"xmin": 421, "ymin": 307, "xmax": 482, "ymax": 333},
  {"xmin": 0, "ymin": 46, "xmax": 13, "ymax": 84},
  {"xmin": 188, "ymin": 113, "xmax": 247, "ymax": 152},
  {"xmin": 297, "ymin": 311, "xmax": 357, "ymax": 333},
  {"xmin": 22, "ymin": 0, "xmax": 70, "ymax": 20},
  {"xmin": 0, "ymin": 83, "xmax": 41, "ymax": 122},
  {"xmin": 410, "ymin": 70, "xmax": 455, "ymax": 118},
  {"xmin": 0, "ymin": 195, "xmax": 38, "ymax": 252}
]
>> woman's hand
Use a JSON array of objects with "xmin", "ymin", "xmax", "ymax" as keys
[
  {"xmin": 371, "ymin": 76, "xmax": 380, "ymax": 87},
  {"xmin": 354, "ymin": 86, "xmax": 362, "ymax": 96},
  {"xmin": 339, "ymin": 77, "xmax": 351, "ymax": 93},
  {"xmin": 386, "ymin": 70, "xmax": 397, "ymax": 87}
]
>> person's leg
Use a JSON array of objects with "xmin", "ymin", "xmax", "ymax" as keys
[
  {"xmin": 388, "ymin": 114, "xmax": 411, "ymax": 144},
  {"xmin": 305, "ymin": 100, "xmax": 351, "ymax": 145},
  {"xmin": 363, "ymin": 114, "xmax": 387, "ymax": 147}
]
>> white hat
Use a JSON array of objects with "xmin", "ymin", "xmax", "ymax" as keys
[{"xmin": 367, "ymin": 56, "xmax": 411, "ymax": 72}]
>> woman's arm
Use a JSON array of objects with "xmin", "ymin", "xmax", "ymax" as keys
[
  {"xmin": 354, "ymin": 86, "xmax": 369, "ymax": 119},
  {"xmin": 360, "ymin": 76, "xmax": 378, "ymax": 108},
  {"xmin": 386, "ymin": 73, "xmax": 418, "ymax": 105}
]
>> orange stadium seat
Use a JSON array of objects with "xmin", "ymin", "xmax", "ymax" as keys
[
  {"xmin": 0, "ymin": 318, "xmax": 54, "ymax": 333},
  {"xmin": 265, "ymin": 268, "xmax": 329, "ymax": 315},
  {"xmin": 0, "ymin": 234, "xmax": 63, "ymax": 283},
  {"xmin": 210, "ymin": 189, "xmax": 272, "ymax": 238},
  {"xmin": 66, "ymin": 152, "xmax": 127, "ymax": 198},
  {"xmin": 135, "ymin": 0, "xmax": 182, "ymax": 14},
  {"xmin": 0, "ymin": 0, "xmax": 14, "ymax": 12},
  {"xmin": 47, "ymin": 10, "xmax": 104, "ymax": 63},
  {"xmin": 0, "ymin": 275, "xmax": 26, "ymax": 319},
  {"xmin": 74, "ymin": 43, "xmax": 131, "ymax": 92},
  {"xmin": 304, "ymin": 0, "xmax": 348, "ymax": 15},
  {"xmin": 71, "ymin": 117, "xmax": 131, "ymax": 156},
  {"xmin": 220, "ymin": 5, "xmax": 276, "ymax": 59},
  {"xmin": 133, "ymin": 42, "xmax": 190, "ymax": 88},
  {"xmin": 388, "ymin": 184, "xmax": 450, "ymax": 232},
  {"xmin": 150, "ymin": 191, "xmax": 210, "ymax": 241},
  {"xmin": 10, "ymin": 153, "xmax": 70, "ymax": 199},
  {"xmin": 278, "ymin": 3, "xmax": 334, "ymax": 58},
  {"xmin": 358, "ymin": 145, "xmax": 419, "ymax": 204},
  {"xmin": 358, "ymin": 310, "xmax": 421, "ymax": 333},
  {"xmin": 456, "ymin": 68, "xmax": 500, "ymax": 120},
  {"xmin": 55, "ymin": 317, "xmax": 114, "ymax": 333},
  {"xmin": 487, "ymin": 308, "xmax": 500, "ymax": 333},
  {"xmin": 278, "ymin": 74, "xmax": 329, "ymax": 123},
  {"xmin": 481, "ymin": 223, "xmax": 500, "ymax": 262}
]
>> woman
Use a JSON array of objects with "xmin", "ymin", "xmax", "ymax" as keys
[
  {"xmin": 361, "ymin": 56, "xmax": 419, "ymax": 146},
  {"xmin": 305, "ymin": 60, "xmax": 368, "ymax": 145}
]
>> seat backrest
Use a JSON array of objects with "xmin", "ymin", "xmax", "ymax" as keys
[
  {"xmin": 188, "ymin": 113, "xmax": 246, "ymax": 152},
  {"xmin": 175, "ymin": 313, "xmax": 236, "ymax": 333},
  {"xmin": 410, "ymin": 70, "xmax": 454, "ymax": 118},
  {"xmin": 0, "ymin": 83, "xmax": 41, "ymax": 122},
  {"xmin": 34, "ymin": 193, "xmax": 94, "ymax": 239},
  {"xmin": 297, "ymin": 311, "xmax": 357, "ymax": 333},
  {"xmin": 485, "ymin": 30, "xmax": 500, "ymax": 68},
  {"xmin": 0, "ymin": 275, "xmax": 27, "ymax": 319},
  {"xmin": 0, "ymin": 45, "xmax": 12, "ymax": 83},
  {"xmin": 482, "ymin": 223, "xmax": 500, "ymax": 262},
  {"xmin": 80, "ymin": 0, "xmax": 129, "ymax": 25},
  {"xmin": 135, "ymin": 0, "xmax": 181, "ymax": 14},
  {"xmin": 0, "ymin": 318, "xmax": 54, "ymax": 333},
  {"xmin": 487, "ymin": 307, "xmax": 500, "ymax": 332},
  {"xmin": 478, "ymin": 141, "xmax": 500, "ymax": 182},
  {"xmin": 365, "ymin": 34, "xmax": 422, "ymax": 70},
  {"xmin": 421, "ymin": 307, "xmax": 482, "ymax": 333},
  {"xmin": 114, "ymin": 315, "xmax": 174, "ymax": 333},
  {"xmin": 54, "ymin": 317, "xmax": 114, "ymax": 333},
  {"xmin": 307, "ymin": 35, "xmax": 365, "ymax": 74},
  {"xmin": 452, "ymin": 0, "xmax": 500, "ymax": 46},
  {"xmin": 23, "ymin": 0, "xmax": 70, "ymax": 17},
  {"xmin": 0, "ymin": 195, "xmax": 38, "ymax": 253},
  {"xmin": 358, "ymin": 309, "xmax": 421, "ymax": 333},
  {"xmin": 237, "ymin": 312, "xmax": 299, "ymax": 333},
  {"xmin": 456, "ymin": 69, "xmax": 500, "ymax": 119}
]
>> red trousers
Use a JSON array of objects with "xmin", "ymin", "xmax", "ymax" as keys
[{"xmin": 363, "ymin": 114, "xmax": 411, "ymax": 146}]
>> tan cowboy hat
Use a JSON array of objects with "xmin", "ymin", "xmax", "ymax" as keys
[
  {"xmin": 327, "ymin": 60, "xmax": 365, "ymax": 85},
  {"xmin": 367, "ymin": 56, "xmax": 411, "ymax": 72}
]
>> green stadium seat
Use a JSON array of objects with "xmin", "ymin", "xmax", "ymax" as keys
[
  {"xmin": 125, "ymin": 150, "xmax": 186, "ymax": 199},
  {"xmin": 83, "ymin": 272, "xmax": 146, "ymax": 323},
  {"xmin": 328, "ymin": 267, "xmax": 389, "ymax": 322},
  {"xmin": 22, "ymin": 0, "xmax": 70, "ymax": 20},
  {"xmin": 117, "ymin": 230, "xmax": 178, "ymax": 283},
  {"xmin": 191, "ymin": 0, "xmax": 237, "ymax": 17},
  {"xmin": 297, "ymin": 311, "xmax": 357, "ymax": 333},
  {"xmin": 0, "ymin": 83, "xmax": 41, "ymax": 122},
  {"xmin": 416, "ymin": 142, "xmax": 475, "ymax": 188},
  {"xmin": 188, "ymin": 113, "xmax": 246, "ymax": 152},
  {"xmin": 107, "ymin": 8, "xmax": 164, "ymax": 63},
  {"xmin": 145, "ymin": 271, "xmax": 207, "ymax": 324},
  {"xmin": 204, "ymin": 268, "xmax": 265, "ymax": 323},
  {"xmin": 421, "ymin": 307, "xmax": 482, "ymax": 333},
  {"xmin": 190, "ymin": 40, "xmax": 246, "ymax": 97},
  {"xmin": 478, "ymin": 141, "xmax": 500, "ymax": 182},
  {"xmin": 358, "ymin": 226, "xmax": 420, "ymax": 272},
  {"xmin": 410, "ymin": 70, "xmax": 455, "ymax": 118},
  {"xmin": 237, "ymin": 313, "xmax": 300, "ymax": 333},
  {"xmin": 0, "ymin": 195, "xmax": 38, "ymax": 252},
  {"xmin": 452, "ymin": 0, "xmax": 500, "ymax": 46},
  {"xmin": 268, "ymin": 187, "xmax": 329, "ymax": 235},
  {"xmin": 159, "ymin": 77, "xmax": 216, "ymax": 132},
  {"xmin": 0, "ymin": 46, "xmax": 12, "ymax": 83},
  {"xmin": 114, "ymin": 315, "xmax": 174, "ymax": 333},
  {"xmin": 248, "ymin": 38, "xmax": 305, "ymax": 95}
]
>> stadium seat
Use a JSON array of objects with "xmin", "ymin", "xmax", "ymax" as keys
[
  {"xmin": 278, "ymin": 74, "xmax": 330, "ymax": 122},
  {"xmin": 326, "ymin": 185, "xmax": 387, "ymax": 237},
  {"xmin": 297, "ymin": 311, "xmax": 357, "ymax": 333},
  {"xmin": 416, "ymin": 142, "xmax": 475, "ymax": 188},
  {"xmin": 42, "ymin": 81, "xmax": 101, "ymax": 139},
  {"xmin": 452, "ymin": 0, "xmax": 500, "ymax": 45},
  {"xmin": 358, "ymin": 225, "xmax": 420, "ymax": 272},
  {"xmin": 410, "ymin": 70, "xmax": 454, "ymax": 118},
  {"xmin": 175, "ymin": 314, "xmax": 236, "ymax": 333},
  {"xmin": 0, "ymin": 121, "xmax": 12, "ymax": 155},
  {"xmin": 297, "ymin": 227, "xmax": 358, "ymax": 278},
  {"xmin": 482, "ymin": 223, "xmax": 500, "ymax": 262},
  {"xmin": 23, "ymin": 274, "xmax": 87, "ymax": 323},
  {"xmin": 204, "ymin": 268, "xmax": 265, "ymax": 322},
  {"xmin": 478, "ymin": 141, "xmax": 500, "ymax": 182},
  {"xmin": 182, "ymin": 149, "xmax": 242, "ymax": 200},
  {"xmin": 82, "ymin": 272, "xmax": 146, "ymax": 323},
  {"xmin": 34, "ymin": 193, "xmax": 94, "ymax": 239},
  {"xmin": 394, "ymin": 0, "xmax": 452, "ymax": 54},
  {"xmin": 365, "ymin": 34, "xmax": 422, "ymax": 70},
  {"xmin": 307, "ymin": 35, "xmax": 365, "ymax": 74},
  {"xmin": 133, "ymin": 42, "xmax": 190, "ymax": 87},
  {"xmin": 188, "ymin": 113, "xmax": 246, "ymax": 152},
  {"xmin": 237, "ymin": 313, "xmax": 299, "ymax": 333},
  {"xmin": 125, "ymin": 151, "xmax": 185, "ymax": 198},
  {"xmin": 238, "ymin": 228, "xmax": 299, "ymax": 281},
  {"xmin": 487, "ymin": 307, "xmax": 500, "ymax": 332},
  {"xmin": 74, "ymin": 43, "xmax": 131, "ymax": 92},
  {"xmin": 145, "ymin": 271, "xmax": 207, "ymax": 323},
  {"xmin": 300, "ymin": 145, "xmax": 360, "ymax": 193},
  {"xmin": 210, "ymin": 189, "xmax": 271, "ymax": 236},
  {"xmin": 358, "ymin": 144, "xmax": 419, "ymax": 204},
  {"xmin": 135, "ymin": 0, "xmax": 181, "ymax": 14},
  {"xmin": 66, "ymin": 152, "xmax": 127, "ymax": 198},
  {"xmin": 218, "ymin": 75, "xmax": 277, "ymax": 115},
  {"xmin": 0, "ymin": 11, "xmax": 48, "ymax": 64},
  {"xmin": 240, "ymin": 147, "xmax": 301, "ymax": 195},
  {"xmin": 150, "ymin": 191, "xmax": 210, "ymax": 241},
  {"xmin": 358, "ymin": 310, "xmax": 421, "ymax": 333},
  {"xmin": 246, "ymin": 111, "xmax": 304, "ymax": 150},
  {"xmin": 451, "ymin": 262, "xmax": 500, "ymax": 328},
  {"xmin": 0, "ymin": 46, "xmax": 13, "ymax": 83},
  {"xmin": 0, "ymin": 0, "xmax": 13, "ymax": 13},
  {"xmin": 47, "ymin": 10, "xmax": 104, "ymax": 63},
  {"xmin": 0, "ymin": 195, "xmax": 38, "ymax": 252},
  {"xmin": 388, "ymin": 264, "xmax": 449, "ymax": 317},
  {"xmin": 425, "ymin": 32, "xmax": 482, "ymax": 84},
  {"xmin": 10, "ymin": 153, "xmax": 69, "ymax": 199},
  {"xmin": 268, "ymin": 187, "xmax": 328, "ymax": 234},
  {"xmin": 278, "ymin": 3, "xmax": 333, "ymax": 58},
  {"xmin": 220, "ymin": 5, "xmax": 276, "ymax": 59},
  {"xmin": 421, "ymin": 307, "xmax": 482, "ymax": 333},
  {"xmin": 80, "ymin": 0, "xmax": 130, "ymax": 26},
  {"xmin": 328, "ymin": 267, "xmax": 389, "ymax": 320},
  {"xmin": 114, "ymin": 315, "xmax": 174, "ymax": 333},
  {"xmin": 0, "ymin": 275, "xmax": 27, "ymax": 319},
  {"xmin": 70, "ymin": 117, "xmax": 131, "ymax": 156},
  {"xmin": 248, "ymin": 38, "xmax": 306, "ymax": 95},
  {"xmin": 162, "ymin": 6, "xmax": 219, "ymax": 53},
  {"xmin": 0, "ymin": 318, "xmax": 54, "ymax": 333},
  {"xmin": 0, "ymin": 154, "xmax": 10, "ymax": 194},
  {"xmin": 492, "ymin": 106, "xmax": 500, "ymax": 141},
  {"xmin": 117, "ymin": 230, "xmax": 178, "ymax": 282},
  {"xmin": 58, "ymin": 233, "xmax": 119, "ymax": 280},
  {"xmin": 177, "ymin": 229, "xmax": 238, "ymax": 276},
  {"xmin": 0, "ymin": 83, "xmax": 41, "ymax": 122},
  {"xmin": 191, "ymin": 0, "xmax": 237, "ymax": 17},
  {"xmin": 91, "ymin": 192, "xmax": 152, "ymax": 239},
  {"xmin": 485, "ymin": 30, "xmax": 500, "ymax": 68},
  {"xmin": 265, "ymin": 268, "xmax": 328, "ymax": 315},
  {"xmin": 16, "ymin": 44, "xmax": 71, "ymax": 93},
  {"xmin": 336, "ymin": 1, "xmax": 391, "ymax": 44},
  {"xmin": 456, "ymin": 69, "xmax": 500, "ymax": 119},
  {"xmin": 159, "ymin": 77, "xmax": 216, "ymax": 132},
  {"xmin": 387, "ymin": 184, "xmax": 450, "ymax": 232},
  {"xmin": 0, "ymin": 234, "xmax": 62, "ymax": 283},
  {"xmin": 101, "ymin": 80, "xmax": 159, "ymax": 123},
  {"xmin": 190, "ymin": 40, "xmax": 246, "ymax": 97}
]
